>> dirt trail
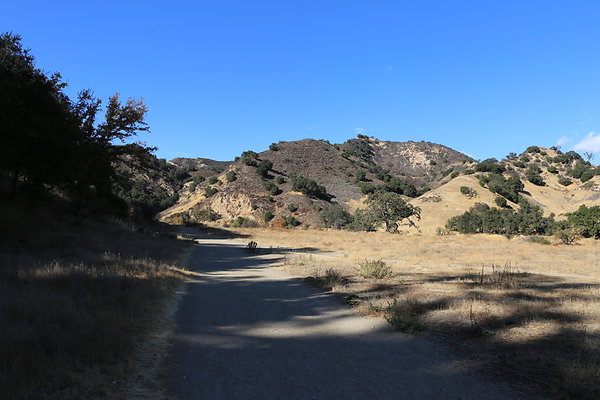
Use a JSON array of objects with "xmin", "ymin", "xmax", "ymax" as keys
[{"xmin": 165, "ymin": 236, "xmax": 530, "ymax": 400}]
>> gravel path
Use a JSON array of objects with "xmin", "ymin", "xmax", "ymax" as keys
[{"xmin": 165, "ymin": 237, "xmax": 528, "ymax": 400}]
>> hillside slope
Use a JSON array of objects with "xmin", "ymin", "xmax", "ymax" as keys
[{"xmin": 159, "ymin": 139, "xmax": 599, "ymax": 232}]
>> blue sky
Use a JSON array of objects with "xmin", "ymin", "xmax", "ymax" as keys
[{"xmin": 3, "ymin": 1, "xmax": 600, "ymax": 161}]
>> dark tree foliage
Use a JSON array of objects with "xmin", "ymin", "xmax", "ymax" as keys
[
  {"xmin": 1, "ymin": 33, "xmax": 161, "ymax": 219},
  {"xmin": 365, "ymin": 191, "xmax": 421, "ymax": 233},
  {"xmin": 264, "ymin": 181, "xmax": 281, "ymax": 195},
  {"xmin": 226, "ymin": 171, "xmax": 237, "ymax": 182},
  {"xmin": 320, "ymin": 204, "xmax": 352, "ymax": 229},
  {"xmin": 291, "ymin": 176, "xmax": 330, "ymax": 200},
  {"xmin": 553, "ymin": 151, "xmax": 582, "ymax": 164},
  {"xmin": 565, "ymin": 205, "xmax": 600, "ymax": 239},
  {"xmin": 446, "ymin": 201, "xmax": 555, "ymax": 236},
  {"xmin": 478, "ymin": 173, "xmax": 523, "ymax": 203},
  {"xmin": 475, "ymin": 159, "xmax": 506, "ymax": 174},
  {"xmin": 256, "ymin": 159, "xmax": 273, "ymax": 178},
  {"xmin": 525, "ymin": 164, "xmax": 544, "ymax": 186},
  {"xmin": 341, "ymin": 137, "xmax": 374, "ymax": 162},
  {"xmin": 0, "ymin": 33, "xmax": 77, "ymax": 198}
]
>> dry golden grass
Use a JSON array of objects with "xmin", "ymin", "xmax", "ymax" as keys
[
  {"xmin": 236, "ymin": 227, "xmax": 600, "ymax": 399},
  {"xmin": 0, "ymin": 205, "xmax": 192, "ymax": 400}
]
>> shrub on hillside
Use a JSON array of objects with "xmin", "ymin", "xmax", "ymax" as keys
[
  {"xmin": 275, "ymin": 176, "xmax": 285, "ymax": 184},
  {"xmin": 475, "ymin": 159, "xmax": 506, "ymax": 174},
  {"xmin": 209, "ymin": 176, "xmax": 219, "ymax": 184},
  {"xmin": 320, "ymin": 204, "xmax": 352, "ymax": 229},
  {"xmin": 263, "ymin": 211, "xmax": 274, "ymax": 222},
  {"xmin": 525, "ymin": 164, "xmax": 544, "ymax": 186},
  {"xmin": 558, "ymin": 177, "xmax": 572, "ymax": 186},
  {"xmin": 460, "ymin": 186, "xmax": 477, "ymax": 198},
  {"xmin": 190, "ymin": 206, "xmax": 221, "ymax": 222},
  {"xmin": 269, "ymin": 143, "xmax": 280, "ymax": 151},
  {"xmin": 547, "ymin": 165, "xmax": 558, "ymax": 174},
  {"xmin": 256, "ymin": 159, "xmax": 273, "ymax": 179},
  {"xmin": 283, "ymin": 216, "xmax": 301, "ymax": 227},
  {"xmin": 495, "ymin": 196, "xmax": 508, "ymax": 208},
  {"xmin": 231, "ymin": 216, "xmax": 258, "ymax": 228},
  {"xmin": 264, "ymin": 182, "xmax": 281, "ymax": 196},
  {"xmin": 478, "ymin": 173, "xmax": 523, "ymax": 203},
  {"xmin": 204, "ymin": 187, "xmax": 218, "ymax": 197},
  {"xmin": 291, "ymin": 176, "xmax": 330, "ymax": 200},
  {"xmin": 565, "ymin": 205, "xmax": 600, "ymax": 238},
  {"xmin": 225, "ymin": 171, "xmax": 237, "ymax": 182}
]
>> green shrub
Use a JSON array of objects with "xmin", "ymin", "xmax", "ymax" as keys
[
  {"xmin": 580, "ymin": 169, "xmax": 598, "ymax": 183},
  {"xmin": 358, "ymin": 259, "xmax": 392, "ymax": 279},
  {"xmin": 231, "ymin": 216, "xmax": 258, "ymax": 228},
  {"xmin": 241, "ymin": 150, "xmax": 258, "ymax": 166},
  {"xmin": 513, "ymin": 161, "xmax": 526, "ymax": 168},
  {"xmin": 225, "ymin": 171, "xmax": 237, "ymax": 182},
  {"xmin": 526, "ymin": 236, "xmax": 551, "ymax": 245},
  {"xmin": 450, "ymin": 171, "xmax": 460, "ymax": 179},
  {"xmin": 291, "ymin": 176, "xmax": 330, "ymax": 200},
  {"xmin": 565, "ymin": 205, "xmax": 600, "ymax": 238},
  {"xmin": 460, "ymin": 186, "xmax": 477, "ymax": 198},
  {"xmin": 287, "ymin": 203, "xmax": 298, "ymax": 212},
  {"xmin": 320, "ymin": 204, "xmax": 352, "ymax": 229},
  {"xmin": 264, "ymin": 182, "xmax": 281, "ymax": 195},
  {"xmin": 475, "ymin": 159, "xmax": 505, "ymax": 174},
  {"xmin": 204, "ymin": 187, "xmax": 218, "ymax": 197},
  {"xmin": 283, "ymin": 216, "xmax": 301, "ymax": 227},
  {"xmin": 209, "ymin": 176, "xmax": 219, "ymax": 184},
  {"xmin": 520, "ymin": 155, "xmax": 530, "ymax": 162},
  {"xmin": 275, "ymin": 176, "xmax": 285, "ymax": 184},
  {"xmin": 463, "ymin": 169, "xmax": 475, "ymax": 175},
  {"xmin": 547, "ymin": 165, "xmax": 558, "ymax": 174},
  {"xmin": 263, "ymin": 211, "xmax": 274, "ymax": 222},
  {"xmin": 525, "ymin": 164, "xmax": 544, "ymax": 186},
  {"xmin": 525, "ymin": 146, "xmax": 541, "ymax": 154},
  {"xmin": 355, "ymin": 170, "xmax": 367, "ymax": 182},
  {"xmin": 446, "ymin": 201, "xmax": 555, "ymax": 236},
  {"xmin": 479, "ymin": 173, "xmax": 523, "ymax": 203},
  {"xmin": 429, "ymin": 160, "xmax": 437, "ymax": 166},
  {"xmin": 495, "ymin": 197, "xmax": 508, "ymax": 208},
  {"xmin": 193, "ymin": 175, "xmax": 206, "ymax": 183},
  {"xmin": 256, "ymin": 159, "xmax": 273, "ymax": 179},
  {"xmin": 190, "ymin": 206, "xmax": 221, "ymax": 221},
  {"xmin": 269, "ymin": 143, "xmax": 280, "ymax": 151},
  {"xmin": 558, "ymin": 177, "xmax": 572, "ymax": 186}
]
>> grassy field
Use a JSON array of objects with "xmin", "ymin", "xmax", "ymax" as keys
[
  {"xmin": 236, "ymin": 228, "xmax": 600, "ymax": 399},
  {"xmin": 0, "ymin": 203, "xmax": 192, "ymax": 400}
]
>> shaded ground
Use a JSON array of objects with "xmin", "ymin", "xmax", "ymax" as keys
[{"xmin": 165, "ymin": 237, "xmax": 531, "ymax": 400}]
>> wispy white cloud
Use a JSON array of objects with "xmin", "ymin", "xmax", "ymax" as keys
[
  {"xmin": 555, "ymin": 136, "xmax": 572, "ymax": 147},
  {"xmin": 354, "ymin": 127, "xmax": 367, "ymax": 135},
  {"xmin": 573, "ymin": 132, "xmax": 600, "ymax": 153}
]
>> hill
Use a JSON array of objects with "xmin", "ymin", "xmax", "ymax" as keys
[{"xmin": 158, "ymin": 138, "xmax": 599, "ymax": 233}]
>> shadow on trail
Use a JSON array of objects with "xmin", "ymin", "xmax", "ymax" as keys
[{"xmin": 165, "ymin": 238, "xmax": 526, "ymax": 400}]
